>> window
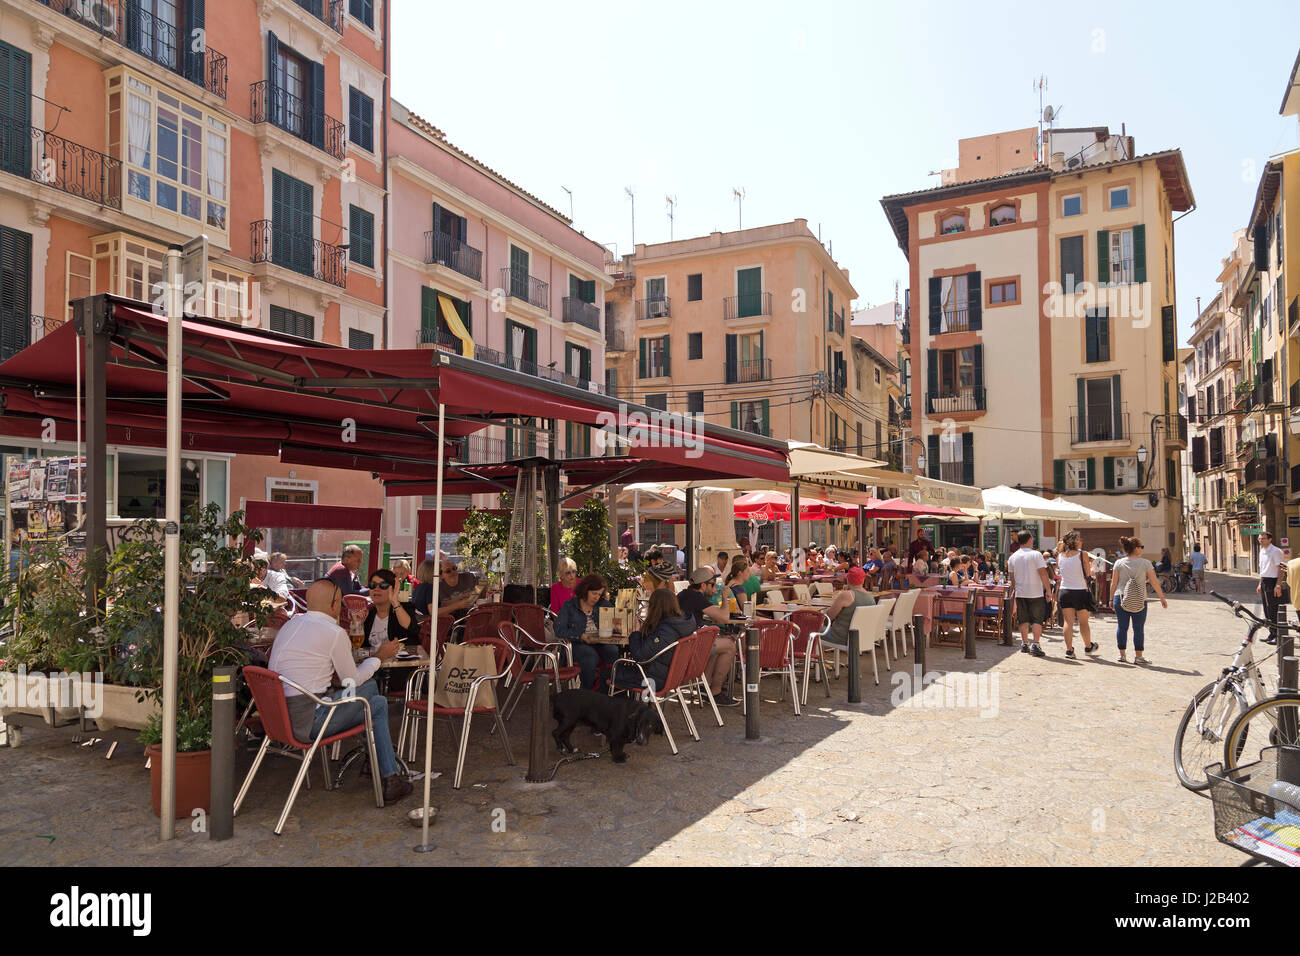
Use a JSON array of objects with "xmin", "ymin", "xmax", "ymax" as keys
[
  {"xmin": 1075, "ymin": 375, "xmax": 1122, "ymax": 442},
  {"xmin": 270, "ymin": 305, "xmax": 314, "ymax": 340},
  {"xmin": 1062, "ymin": 194, "xmax": 1082, "ymax": 217},
  {"xmin": 687, "ymin": 273, "xmax": 702, "ymax": 301},
  {"xmin": 1060, "ymin": 235, "xmax": 1084, "ymax": 292},
  {"xmin": 645, "ymin": 276, "xmax": 666, "ymax": 304},
  {"xmin": 348, "ymin": 328, "xmax": 373, "ymax": 349},
  {"xmin": 1109, "ymin": 229, "xmax": 1135, "ymax": 284},
  {"xmin": 565, "ymin": 422, "xmax": 592, "ymax": 458},
  {"xmin": 419, "ymin": 287, "xmax": 471, "ymax": 345},
  {"xmin": 508, "ymin": 245, "xmax": 531, "ymax": 299},
  {"xmin": 989, "ymin": 203, "xmax": 1016, "ymax": 226},
  {"xmin": 65, "ymin": 252, "xmax": 92, "ymax": 324},
  {"xmin": 639, "ymin": 335, "xmax": 670, "ymax": 378},
  {"xmin": 940, "ymin": 273, "xmax": 968, "ymax": 330},
  {"xmin": 349, "ymin": 87, "xmax": 374, "ymax": 151},
  {"xmin": 687, "ymin": 391, "xmax": 704, "ymax": 415},
  {"xmin": 1113, "ymin": 456, "xmax": 1138, "ymax": 490},
  {"xmin": 938, "ymin": 431, "xmax": 964, "ymax": 484},
  {"xmin": 271, "ymin": 169, "xmax": 313, "ymax": 275},
  {"xmin": 735, "ymin": 267, "xmax": 763, "ymax": 317},
  {"xmin": 270, "ymin": 39, "xmax": 311, "ymax": 140},
  {"xmin": 1085, "ymin": 309, "xmax": 1110, "ymax": 363},
  {"xmin": 348, "ymin": 204, "xmax": 374, "ymax": 268},
  {"xmin": 989, "ymin": 279, "xmax": 1017, "ymax": 304},
  {"xmin": 733, "ymin": 400, "xmax": 769, "ymax": 435},
  {"xmin": 644, "ymin": 393, "xmax": 668, "ymax": 411},
  {"xmin": 874, "ymin": 367, "xmax": 881, "ymax": 383},
  {"xmin": 349, "ymin": 0, "xmax": 374, "ymax": 28},
  {"xmin": 0, "ymin": 224, "xmax": 32, "ymax": 362},
  {"xmin": 207, "ymin": 264, "xmax": 254, "ymax": 322},
  {"xmin": 605, "ymin": 368, "xmax": 618, "ymax": 393},
  {"xmin": 940, "ymin": 214, "xmax": 966, "ymax": 234},
  {"xmin": 113, "ymin": 71, "xmax": 229, "ymax": 231},
  {"xmin": 505, "ymin": 319, "xmax": 537, "ymax": 370},
  {"xmin": 688, "ymin": 332, "xmax": 703, "ymax": 359},
  {"xmin": 565, "ymin": 342, "xmax": 591, "ymax": 385},
  {"xmin": 1065, "ymin": 459, "xmax": 1090, "ymax": 492},
  {"xmin": 1108, "ymin": 186, "xmax": 1130, "ymax": 209}
]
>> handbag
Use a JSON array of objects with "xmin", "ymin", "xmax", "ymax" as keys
[
  {"xmin": 1119, "ymin": 567, "xmax": 1146, "ymax": 613},
  {"xmin": 434, "ymin": 642, "xmax": 499, "ymax": 710}
]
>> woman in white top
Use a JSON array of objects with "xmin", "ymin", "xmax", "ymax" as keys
[{"xmin": 1055, "ymin": 532, "xmax": 1099, "ymax": 658}]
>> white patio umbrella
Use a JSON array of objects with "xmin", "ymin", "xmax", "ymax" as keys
[
  {"xmin": 980, "ymin": 485, "xmax": 1088, "ymax": 521},
  {"xmin": 1052, "ymin": 498, "xmax": 1128, "ymax": 525}
]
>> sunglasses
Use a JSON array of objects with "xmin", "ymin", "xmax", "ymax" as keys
[
  {"xmin": 441, "ymin": 567, "xmax": 457, "ymax": 574},
  {"xmin": 369, "ymin": 581, "xmax": 392, "ymax": 590}
]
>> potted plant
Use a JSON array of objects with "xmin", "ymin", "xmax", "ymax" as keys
[{"xmin": 105, "ymin": 503, "xmax": 270, "ymax": 818}]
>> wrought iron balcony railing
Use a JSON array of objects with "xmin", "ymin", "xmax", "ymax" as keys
[
  {"xmin": 469, "ymin": 345, "xmax": 602, "ymax": 394},
  {"xmin": 250, "ymin": 219, "xmax": 347, "ymax": 288},
  {"xmin": 0, "ymin": 117, "xmax": 122, "ymax": 208},
  {"xmin": 0, "ymin": 314, "xmax": 67, "ymax": 362},
  {"xmin": 416, "ymin": 326, "xmax": 465, "ymax": 353},
  {"xmin": 500, "ymin": 267, "xmax": 549, "ymax": 311},
  {"xmin": 925, "ymin": 387, "xmax": 986, "ymax": 414},
  {"xmin": 724, "ymin": 292, "xmax": 772, "ymax": 320},
  {"xmin": 294, "ymin": 0, "xmax": 344, "ymax": 33},
  {"xmin": 726, "ymin": 358, "xmax": 772, "ymax": 384},
  {"xmin": 937, "ymin": 308, "xmax": 970, "ymax": 333},
  {"xmin": 1069, "ymin": 405, "xmax": 1130, "ymax": 444},
  {"xmin": 423, "ymin": 231, "xmax": 483, "ymax": 283},
  {"xmin": 250, "ymin": 81, "xmax": 346, "ymax": 161},
  {"xmin": 636, "ymin": 297, "xmax": 671, "ymax": 320},
  {"xmin": 562, "ymin": 297, "xmax": 601, "ymax": 332}
]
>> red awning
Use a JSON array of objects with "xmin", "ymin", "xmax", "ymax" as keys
[{"xmin": 863, "ymin": 498, "xmax": 969, "ymax": 520}]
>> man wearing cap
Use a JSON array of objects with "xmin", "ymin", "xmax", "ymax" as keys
[
  {"xmin": 676, "ymin": 567, "xmax": 740, "ymax": 706},
  {"xmin": 824, "ymin": 566, "xmax": 877, "ymax": 650}
]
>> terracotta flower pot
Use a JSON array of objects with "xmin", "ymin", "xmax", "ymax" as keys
[{"xmin": 146, "ymin": 744, "xmax": 211, "ymax": 819}]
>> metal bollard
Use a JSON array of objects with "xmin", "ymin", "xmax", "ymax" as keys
[
  {"xmin": 847, "ymin": 628, "xmax": 861, "ymax": 703},
  {"xmin": 964, "ymin": 598, "xmax": 976, "ymax": 660},
  {"xmin": 913, "ymin": 613, "xmax": 926, "ymax": 673},
  {"xmin": 745, "ymin": 627, "xmax": 760, "ymax": 740},
  {"xmin": 525, "ymin": 672, "xmax": 552, "ymax": 783},
  {"xmin": 210, "ymin": 666, "xmax": 235, "ymax": 841}
]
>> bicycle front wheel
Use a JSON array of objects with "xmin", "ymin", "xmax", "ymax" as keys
[
  {"xmin": 1174, "ymin": 680, "xmax": 1246, "ymax": 791},
  {"xmin": 1222, "ymin": 694, "xmax": 1300, "ymax": 772}
]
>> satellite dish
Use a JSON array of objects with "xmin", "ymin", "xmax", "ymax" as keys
[{"xmin": 1042, "ymin": 105, "xmax": 1055, "ymax": 123}]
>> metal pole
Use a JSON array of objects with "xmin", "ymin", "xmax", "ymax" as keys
[
  {"xmin": 913, "ymin": 613, "xmax": 926, "ymax": 672},
  {"xmin": 525, "ymin": 672, "xmax": 552, "ymax": 782},
  {"xmin": 791, "ymin": 484, "xmax": 801, "ymax": 555},
  {"xmin": 75, "ymin": 296, "xmax": 109, "ymax": 612},
  {"xmin": 684, "ymin": 488, "xmax": 695, "ymax": 571},
  {"xmin": 210, "ymin": 665, "xmax": 235, "ymax": 841},
  {"xmin": 608, "ymin": 484, "xmax": 620, "ymax": 563},
  {"xmin": 744, "ymin": 627, "xmax": 760, "ymax": 740},
  {"xmin": 963, "ymin": 593, "xmax": 976, "ymax": 659},
  {"xmin": 160, "ymin": 245, "xmax": 183, "ymax": 839},
  {"xmin": 633, "ymin": 489, "xmax": 640, "ymax": 553},
  {"xmin": 415, "ymin": 401, "xmax": 445, "ymax": 854},
  {"xmin": 847, "ymin": 627, "xmax": 861, "ymax": 703}
]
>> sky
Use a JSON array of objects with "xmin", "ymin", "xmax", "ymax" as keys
[{"xmin": 392, "ymin": 0, "xmax": 1300, "ymax": 347}]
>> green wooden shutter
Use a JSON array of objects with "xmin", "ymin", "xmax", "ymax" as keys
[
  {"xmin": 569, "ymin": 274, "xmax": 581, "ymax": 300},
  {"xmin": 1103, "ymin": 456, "xmax": 1115, "ymax": 490},
  {"xmin": 760, "ymin": 399, "xmax": 770, "ymax": 436},
  {"xmin": 928, "ymin": 276, "xmax": 941, "ymax": 335},
  {"xmin": 1085, "ymin": 311, "xmax": 1097, "ymax": 363},
  {"xmin": 637, "ymin": 338, "xmax": 646, "ymax": 378},
  {"xmin": 0, "ymin": 42, "xmax": 30, "ymax": 179},
  {"xmin": 1161, "ymin": 305, "xmax": 1175, "ymax": 363},
  {"xmin": 662, "ymin": 334, "xmax": 670, "ymax": 376},
  {"xmin": 967, "ymin": 271, "xmax": 982, "ymax": 330},
  {"xmin": 182, "ymin": 0, "xmax": 206, "ymax": 86},
  {"xmin": 1098, "ymin": 308, "xmax": 1110, "ymax": 361},
  {"xmin": 927, "ymin": 348, "xmax": 938, "ymax": 410},
  {"xmin": 961, "ymin": 432, "xmax": 974, "ymax": 486},
  {"xmin": 1167, "ymin": 458, "xmax": 1177, "ymax": 498},
  {"xmin": 724, "ymin": 333, "xmax": 737, "ymax": 383},
  {"xmin": 1086, "ymin": 457, "xmax": 1096, "ymax": 491},
  {"xmin": 1053, "ymin": 459, "xmax": 1065, "ymax": 492},
  {"xmin": 310, "ymin": 59, "xmax": 326, "ymax": 150},
  {"xmin": 737, "ymin": 267, "xmax": 761, "ymax": 317},
  {"xmin": 266, "ymin": 30, "xmax": 280, "ymax": 127},
  {"xmin": 580, "ymin": 279, "xmax": 595, "ymax": 304},
  {"xmin": 730, "ymin": 402, "xmax": 739, "ymax": 429},
  {"xmin": 1076, "ymin": 378, "xmax": 1087, "ymax": 443},
  {"xmin": 1111, "ymin": 374, "xmax": 1123, "ymax": 440},
  {"xmin": 927, "ymin": 434, "xmax": 939, "ymax": 480},
  {"xmin": 1133, "ymin": 224, "xmax": 1146, "ymax": 283},
  {"xmin": 1097, "ymin": 230, "xmax": 1110, "ymax": 285},
  {"xmin": 420, "ymin": 286, "xmax": 436, "ymax": 337},
  {"xmin": 973, "ymin": 344, "xmax": 984, "ymax": 407},
  {"xmin": 0, "ymin": 225, "xmax": 33, "ymax": 361}
]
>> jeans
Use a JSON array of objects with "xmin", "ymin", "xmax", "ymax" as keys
[
  {"xmin": 309, "ymin": 678, "xmax": 399, "ymax": 779},
  {"xmin": 570, "ymin": 641, "xmax": 621, "ymax": 690},
  {"xmin": 1112, "ymin": 598, "xmax": 1147, "ymax": 652}
]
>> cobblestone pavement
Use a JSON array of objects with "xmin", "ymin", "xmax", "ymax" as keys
[{"xmin": 0, "ymin": 573, "xmax": 1270, "ymax": 866}]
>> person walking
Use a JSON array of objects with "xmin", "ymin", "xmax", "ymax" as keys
[
  {"xmin": 1056, "ymin": 532, "xmax": 1099, "ymax": 658},
  {"xmin": 1008, "ymin": 530, "xmax": 1052, "ymax": 657},
  {"xmin": 1188, "ymin": 543, "xmax": 1208, "ymax": 594},
  {"xmin": 1111, "ymin": 536, "xmax": 1167, "ymax": 664},
  {"xmin": 1257, "ymin": 531, "xmax": 1288, "ymax": 645}
]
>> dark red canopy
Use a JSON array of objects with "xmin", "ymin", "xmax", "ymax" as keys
[{"xmin": 0, "ymin": 297, "xmax": 789, "ymax": 487}]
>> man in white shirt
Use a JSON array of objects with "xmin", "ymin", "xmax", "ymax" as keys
[
  {"xmin": 1257, "ymin": 532, "xmax": 1288, "ymax": 645},
  {"xmin": 268, "ymin": 579, "xmax": 410, "ymax": 804},
  {"xmin": 1008, "ymin": 530, "xmax": 1053, "ymax": 657}
]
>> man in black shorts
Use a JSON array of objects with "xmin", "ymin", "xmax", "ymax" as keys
[{"xmin": 1007, "ymin": 530, "xmax": 1053, "ymax": 657}]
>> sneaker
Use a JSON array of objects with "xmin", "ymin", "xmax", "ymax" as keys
[
  {"xmin": 1030, "ymin": 644, "xmax": 1046, "ymax": 658},
  {"xmin": 712, "ymin": 692, "xmax": 742, "ymax": 707},
  {"xmin": 1084, "ymin": 643, "xmax": 1100, "ymax": 654},
  {"xmin": 1065, "ymin": 649, "xmax": 1076, "ymax": 659},
  {"xmin": 1020, "ymin": 642, "xmax": 1031, "ymax": 654}
]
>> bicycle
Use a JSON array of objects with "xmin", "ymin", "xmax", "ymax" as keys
[{"xmin": 1172, "ymin": 591, "xmax": 1280, "ymax": 791}]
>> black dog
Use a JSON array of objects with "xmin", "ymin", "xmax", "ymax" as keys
[{"xmin": 552, "ymin": 689, "xmax": 659, "ymax": 763}]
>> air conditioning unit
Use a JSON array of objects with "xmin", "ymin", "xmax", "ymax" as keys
[
  {"xmin": 648, "ymin": 299, "xmax": 669, "ymax": 318},
  {"xmin": 73, "ymin": 0, "xmax": 117, "ymax": 33}
]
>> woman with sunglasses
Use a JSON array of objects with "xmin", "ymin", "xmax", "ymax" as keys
[
  {"xmin": 361, "ymin": 568, "xmax": 420, "ymax": 651},
  {"xmin": 550, "ymin": 557, "xmax": 580, "ymax": 615}
]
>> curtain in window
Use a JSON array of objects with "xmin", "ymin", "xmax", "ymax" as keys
[{"xmin": 510, "ymin": 324, "xmax": 525, "ymax": 371}]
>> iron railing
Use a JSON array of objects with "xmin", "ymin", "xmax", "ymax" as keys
[
  {"xmin": 250, "ymin": 219, "xmax": 347, "ymax": 288},
  {"xmin": 250, "ymin": 81, "xmax": 346, "ymax": 161},
  {"xmin": 416, "ymin": 326, "xmax": 465, "ymax": 352},
  {"xmin": 605, "ymin": 329, "xmax": 627, "ymax": 352},
  {"xmin": 1069, "ymin": 406, "xmax": 1130, "ymax": 444},
  {"xmin": 1165, "ymin": 412, "xmax": 1188, "ymax": 446},
  {"xmin": 937, "ymin": 308, "xmax": 970, "ymax": 333},
  {"xmin": 470, "ymin": 345, "xmax": 602, "ymax": 394},
  {"xmin": 1245, "ymin": 457, "xmax": 1282, "ymax": 489},
  {"xmin": 500, "ymin": 267, "xmax": 549, "ymax": 311},
  {"xmin": 925, "ymin": 387, "xmax": 986, "ymax": 414},
  {"xmin": 0, "ymin": 117, "xmax": 122, "ymax": 208},
  {"xmin": 0, "ymin": 315, "xmax": 66, "ymax": 362},
  {"xmin": 423, "ymin": 231, "xmax": 483, "ymax": 282},
  {"xmin": 726, "ymin": 359, "xmax": 772, "ymax": 384},
  {"xmin": 294, "ymin": 0, "xmax": 344, "ymax": 33},
  {"xmin": 453, "ymin": 435, "xmax": 508, "ymax": 465},
  {"xmin": 562, "ymin": 297, "xmax": 601, "ymax": 332},
  {"xmin": 636, "ymin": 297, "xmax": 671, "ymax": 320},
  {"xmin": 724, "ymin": 292, "xmax": 772, "ymax": 320}
]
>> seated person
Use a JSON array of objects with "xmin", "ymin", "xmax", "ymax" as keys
[
  {"xmin": 410, "ymin": 558, "xmax": 437, "ymax": 615},
  {"xmin": 777, "ymin": 549, "xmax": 790, "ymax": 572},
  {"xmin": 724, "ymin": 554, "xmax": 753, "ymax": 604},
  {"xmin": 825, "ymin": 546, "xmax": 850, "ymax": 573},
  {"xmin": 616, "ymin": 588, "xmax": 710, "ymax": 698},
  {"xmin": 806, "ymin": 547, "xmax": 824, "ymax": 571},
  {"xmin": 879, "ymin": 547, "xmax": 899, "ymax": 589},
  {"xmin": 554, "ymin": 573, "xmax": 621, "ymax": 690},
  {"xmin": 326, "ymin": 545, "xmax": 368, "ymax": 596},
  {"xmin": 263, "ymin": 551, "xmax": 305, "ymax": 601},
  {"xmin": 861, "ymin": 548, "xmax": 884, "ymax": 587},
  {"xmin": 550, "ymin": 558, "xmax": 579, "ymax": 615},
  {"xmin": 434, "ymin": 557, "xmax": 479, "ymax": 620},
  {"xmin": 362, "ymin": 568, "xmax": 420, "ymax": 648},
  {"xmin": 641, "ymin": 561, "xmax": 677, "ymax": 595},
  {"xmin": 907, "ymin": 550, "xmax": 931, "ymax": 589},
  {"xmin": 675, "ymin": 569, "xmax": 741, "ymax": 706},
  {"xmin": 268, "ymin": 579, "xmax": 410, "ymax": 805},
  {"xmin": 947, "ymin": 555, "xmax": 971, "ymax": 587},
  {"xmin": 823, "ymin": 567, "xmax": 876, "ymax": 647},
  {"xmin": 714, "ymin": 551, "xmax": 730, "ymax": 577},
  {"xmin": 760, "ymin": 551, "xmax": 781, "ymax": 582}
]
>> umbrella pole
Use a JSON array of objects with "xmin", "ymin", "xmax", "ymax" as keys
[{"xmin": 415, "ymin": 401, "xmax": 445, "ymax": 853}]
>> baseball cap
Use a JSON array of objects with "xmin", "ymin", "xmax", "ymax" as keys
[
  {"xmin": 689, "ymin": 567, "xmax": 718, "ymax": 586},
  {"xmin": 846, "ymin": 567, "xmax": 867, "ymax": 586}
]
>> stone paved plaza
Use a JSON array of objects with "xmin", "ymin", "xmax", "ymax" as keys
[{"xmin": 0, "ymin": 573, "xmax": 1271, "ymax": 866}]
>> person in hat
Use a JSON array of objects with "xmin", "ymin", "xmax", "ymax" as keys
[
  {"xmin": 641, "ymin": 560, "xmax": 677, "ymax": 595},
  {"xmin": 824, "ymin": 566, "xmax": 876, "ymax": 647},
  {"xmin": 673, "ymin": 568, "xmax": 740, "ymax": 706}
]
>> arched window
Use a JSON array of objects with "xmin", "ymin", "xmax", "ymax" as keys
[
  {"xmin": 940, "ymin": 214, "xmax": 966, "ymax": 235},
  {"xmin": 989, "ymin": 203, "xmax": 1016, "ymax": 227}
]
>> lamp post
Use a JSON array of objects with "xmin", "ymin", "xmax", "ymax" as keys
[{"xmin": 1136, "ymin": 443, "xmax": 1148, "ymax": 486}]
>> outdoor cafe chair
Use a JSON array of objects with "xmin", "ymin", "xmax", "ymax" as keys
[
  {"xmin": 812, "ymin": 582, "xmax": 836, "ymax": 597},
  {"xmin": 789, "ymin": 609, "xmax": 833, "ymax": 705},
  {"xmin": 972, "ymin": 590, "xmax": 1006, "ymax": 640},
  {"xmin": 752, "ymin": 619, "xmax": 802, "ymax": 716},
  {"xmin": 930, "ymin": 590, "xmax": 971, "ymax": 648},
  {"xmin": 792, "ymin": 584, "xmax": 813, "ymax": 602},
  {"xmin": 822, "ymin": 602, "xmax": 893, "ymax": 685},
  {"xmin": 494, "ymin": 621, "xmax": 582, "ymax": 721},
  {"xmin": 235, "ymin": 666, "xmax": 385, "ymax": 836},
  {"xmin": 340, "ymin": 593, "xmax": 370, "ymax": 631},
  {"xmin": 462, "ymin": 604, "xmax": 512, "ymax": 643},
  {"xmin": 886, "ymin": 588, "xmax": 921, "ymax": 657},
  {"xmin": 399, "ymin": 637, "xmax": 515, "ymax": 789},
  {"xmin": 609, "ymin": 632, "xmax": 700, "ymax": 755},
  {"xmin": 681, "ymin": 625, "xmax": 724, "ymax": 728},
  {"xmin": 505, "ymin": 603, "xmax": 550, "ymax": 648}
]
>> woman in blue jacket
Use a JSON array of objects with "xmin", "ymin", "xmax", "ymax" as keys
[
  {"xmin": 615, "ymin": 588, "xmax": 697, "ymax": 691},
  {"xmin": 553, "ymin": 573, "xmax": 620, "ymax": 690}
]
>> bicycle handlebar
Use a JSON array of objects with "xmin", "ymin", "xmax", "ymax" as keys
[{"xmin": 1210, "ymin": 589, "xmax": 1300, "ymax": 634}]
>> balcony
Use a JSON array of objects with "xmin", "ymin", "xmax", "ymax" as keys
[
  {"xmin": 423, "ymin": 231, "xmax": 483, "ymax": 283},
  {"xmin": 0, "ymin": 314, "xmax": 66, "ymax": 362},
  {"xmin": 453, "ymin": 435, "xmax": 508, "ymax": 465},
  {"xmin": 415, "ymin": 326, "xmax": 465, "ymax": 354},
  {"xmin": 293, "ymin": 0, "xmax": 344, "ymax": 33},
  {"xmin": 1107, "ymin": 256, "xmax": 1136, "ymax": 285},
  {"xmin": 562, "ymin": 297, "xmax": 601, "ymax": 333},
  {"xmin": 925, "ymin": 387, "xmax": 986, "ymax": 415},
  {"xmin": 636, "ymin": 297, "xmax": 671, "ymax": 321},
  {"xmin": 33, "ymin": 0, "xmax": 228, "ymax": 99},
  {"xmin": 470, "ymin": 345, "xmax": 602, "ymax": 394},
  {"xmin": 500, "ymin": 267, "xmax": 549, "ymax": 312},
  {"xmin": 249, "ymin": 219, "xmax": 347, "ymax": 288},
  {"xmin": 725, "ymin": 359, "xmax": 772, "ymax": 384},
  {"xmin": 1164, "ymin": 412, "xmax": 1188, "ymax": 449},
  {"xmin": 1244, "ymin": 457, "xmax": 1283, "ymax": 490},
  {"xmin": 1212, "ymin": 340, "xmax": 1242, "ymax": 372},
  {"xmin": 250, "ymin": 81, "xmax": 346, "ymax": 162},
  {"xmin": 936, "ymin": 308, "xmax": 971, "ymax": 334},
  {"xmin": 605, "ymin": 329, "xmax": 628, "ymax": 352},
  {"xmin": 830, "ymin": 312, "xmax": 844, "ymax": 336},
  {"xmin": 724, "ymin": 292, "xmax": 772, "ymax": 320},
  {"xmin": 0, "ymin": 118, "xmax": 122, "ymax": 208},
  {"xmin": 1070, "ymin": 406, "xmax": 1130, "ymax": 444}
]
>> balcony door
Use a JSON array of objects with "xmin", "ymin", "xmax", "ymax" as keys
[
  {"xmin": 0, "ymin": 225, "xmax": 32, "ymax": 361},
  {"xmin": 0, "ymin": 40, "xmax": 31, "ymax": 178},
  {"xmin": 509, "ymin": 246, "xmax": 530, "ymax": 300},
  {"xmin": 271, "ymin": 169, "xmax": 313, "ymax": 276},
  {"xmin": 736, "ymin": 267, "xmax": 761, "ymax": 317}
]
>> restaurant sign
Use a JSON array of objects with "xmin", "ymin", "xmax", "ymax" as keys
[{"xmin": 915, "ymin": 477, "xmax": 984, "ymax": 510}]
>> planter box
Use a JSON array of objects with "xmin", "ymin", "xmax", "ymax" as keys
[
  {"xmin": 0, "ymin": 671, "xmax": 83, "ymax": 725},
  {"xmin": 93, "ymin": 683, "xmax": 158, "ymax": 732}
]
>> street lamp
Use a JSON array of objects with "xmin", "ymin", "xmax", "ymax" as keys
[
  {"xmin": 916, "ymin": 453, "xmax": 926, "ymax": 475},
  {"xmin": 1136, "ymin": 443, "xmax": 1148, "ymax": 486},
  {"xmin": 1289, "ymin": 410, "xmax": 1300, "ymax": 436}
]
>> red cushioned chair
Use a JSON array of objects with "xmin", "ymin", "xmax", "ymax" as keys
[
  {"xmin": 494, "ymin": 622, "xmax": 582, "ymax": 721},
  {"xmin": 462, "ymin": 605, "xmax": 512, "ymax": 643},
  {"xmin": 753, "ymin": 619, "xmax": 801, "ymax": 716},
  {"xmin": 235, "ymin": 666, "xmax": 384, "ymax": 835},
  {"xmin": 609, "ymin": 632, "xmax": 700, "ymax": 755},
  {"xmin": 681, "ymin": 626, "xmax": 724, "ymax": 728},
  {"xmin": 789, "ymin": 609, "xmax": 832, "ymax": 704}
]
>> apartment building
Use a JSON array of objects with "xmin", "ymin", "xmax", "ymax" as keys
[
  {"xmin": 849, "ymin": 302, "xmax": 906, "ymax": 468},
  {"xmin": 882, "ymin": 125, "xmax": 1192, "ymax": 554},
  {"xmin": 611, "ymin": 219, "xmax": 860, "ymax": 448},
  {"xmin": 0, "ymin": 0, "xmax": 390, "ymax": 555}
]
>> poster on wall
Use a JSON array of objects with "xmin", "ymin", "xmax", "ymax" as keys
[
  {"xmin": 8, "ymin": 461, "xmax": 29, "ymax": 505},
  {"xmin": 28, "ymin": 462, "xmax": 46, "ymax": 502},
  {"xmin": 46, "ymin": 459, "xmax": 68, "ymax": 501},
  {"xmin": 27, "ymin": 502, "xmax": 47, "ymax": 540},
  {"xmin": 65, "ymin": 457, "xmax": 86, "ymax": 503}
]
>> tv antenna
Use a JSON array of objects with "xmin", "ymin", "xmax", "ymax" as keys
[
  {"xmin": 732, "ymin": 187, "xmax": 745, "ymax": 230},
  {"xmin": 624, "ymin": 186, "xmax": 636, "ymax": 247},
  {"xmin": 561, "ymin": 185, "xmax": 573, "ymax": 221},
  {"xmin": 1035, "ymin": 74, "xmax": 1048, "ymax": 161},
  {"xmin": 665, "ymin": 194, "xmax": 677, "ymax": 240}
]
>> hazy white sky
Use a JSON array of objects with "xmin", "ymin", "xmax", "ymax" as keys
[{"xmin": 392, "ymin": 0, "xmax": 1299, "ymax": 345}]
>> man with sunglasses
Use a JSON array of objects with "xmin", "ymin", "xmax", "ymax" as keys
[
  {"xmin": 434, "ymin": 556, "xmax": 479, "ymax": 620},
  {"xmin": 361, "ymin": 568, "xmax": 420, "ymax": 649}
]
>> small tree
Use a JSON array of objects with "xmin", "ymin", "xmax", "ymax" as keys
[{"xmin": 561, "ymin": 497, "xmax": 612, "ymax": 573}]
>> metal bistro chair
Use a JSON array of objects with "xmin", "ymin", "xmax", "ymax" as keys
[
  {"xmin": 610, "ymin": 632, "xmax": 700, "ymax": 755},
  {"xmin": 812, "ymin": 582, "xmax": 836, "ymax": 597},
  {"xmin": 752, "ymin": 619, "xmax": 802, "ymax": 716},
  {"xmin": 792, "ymin": 584, "xmax": 813, "ymax": 602},
  {"xmin": 462, "ymin": 604, "xmax": 512, "ymax": 643},
  {"xmin": 235, "ymin": 666, "xmax": 385, "ymax": 836},
  {"xmin": 495, "ymin": 621, "xmax": 582, "ymax": 722},
  {"xmin": 340, "ymin": 593, "xmax": 370, "ymax": 632},
  {"xmin": 681, "ymin": 626, "xmax": 725, "ymax": 728},
  {"xmin": 789, "ymin": 609, "xmax": 832, "ymax": 705}
]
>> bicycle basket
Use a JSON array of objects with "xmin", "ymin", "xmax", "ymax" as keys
[{"xmin": 1206, "ymin": 748, "xmax": 1300, "ymax": 867}]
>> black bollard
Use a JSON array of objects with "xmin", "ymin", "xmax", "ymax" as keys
[
  {"xmin": 1000, "ymin": 586, "xmax": 1014, "ymax": 645},
  {"xmin": 964, "ymin": 597, "xmax": 976, "ymax": 660},
  {"xmin": 210, "ymin": 666, "xmax": 235, "ymax": 841},
  {"xmin": 745, "ymin": 627, "xmax": 760, "ymax": 740},
  {"xmin": 847, "ymin": 628, "xmax": 861, "ymax": 703},
  {"xmin": 525, "ymin": 672, "xmax": 552, "ymax": 782},
  {"xmin": 913, "ymin": 613, "xmax": 926, "ymax": 673}
]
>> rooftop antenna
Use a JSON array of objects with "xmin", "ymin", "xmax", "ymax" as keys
[
  {"xmin": 732, "ymin": 187, "xmax": 745, "ymax": 230},
  {"xmin": 665, "ymin": 194, "xmax": 677, "ymax": 240},
  {"xmin": 1035, "ymin": 74, "xmax": 1048, "ymax": 162},
  {"xmin": 624, "ymin": 186, "xmax": 636, "ymax": 248},
  {"xmin": 561, "ymin": 185, "xmax": 573, "ymax": 221}
]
